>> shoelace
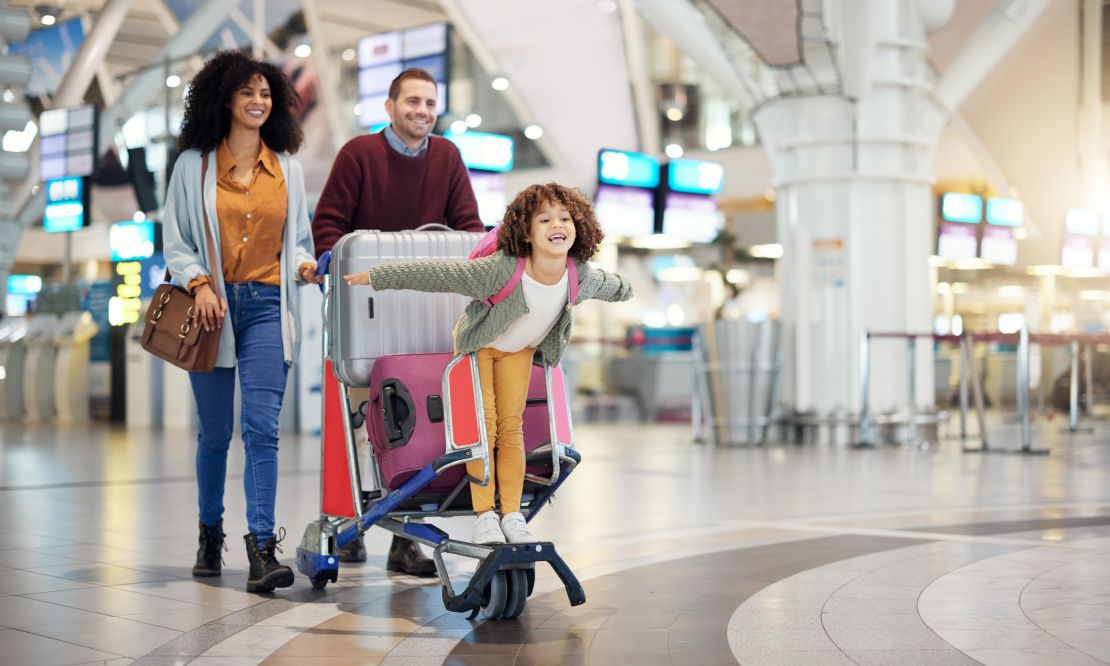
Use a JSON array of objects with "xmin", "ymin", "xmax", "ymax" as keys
[
  {"xmin": 503, "ymin": 516, "xmax": 527, "ymax": 532},
  {"xmin": 259, "ymin": 527, "xmax": 287, "ymax": 565},
  {"xmin": 201, "ymin": 526, "xmax": 228, "ymax": 565}
]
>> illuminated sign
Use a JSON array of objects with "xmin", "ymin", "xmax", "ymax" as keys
[
  {"xmin": 661, "ymin": 192, "xmax": 722, "ymax": 243},
  {"xmin": 43, "ymin": 176, "xmax": 87, "ymax": 233},
  {"xmin": 7, "ymin": 275, "xmax": 43, "ymax": 295},
  {"xmin": 598, "ymin": 149, "xmax": 660, "ymax": 189},
  {"xmin": 937, "ymin": 222, "xmax": 978, "ymax": 260},
  {"xmin": 986, "ymin": 197, "xmax": 1023, "ymax": 226},
  {"xmin": 1061, "ymin": 236, "xmax": 1095, "ymax": 268},
  {"xmin": 38, "ymin": 104, "xmax": 97, "ymax": 181},
  {"xmin": 980, "ymin": 226, "xmax": 1017, "ymax": 265},
  {"xmin": 109, "ymin": 221, "xmax": 156, "ymax": 262},
  {"xmin": 595, "ymin": 183, "xmax": 655, "ymax": 238},
  {"xmin": 446, "ymin": 130, "xmax": 514, "ymax": 172},
  {"xmin": 940, "ymin": 192, "xmax": 982, "ymax": 224},
  {"xmin": 666, "ymin": 159, "xmax": 724, "ymax": 195},
  {"xmin": 1066, "ymin": 208, "xmax": 1101, "ymax": 236},
  {"xmin": 109, "ymin": 261, "xmax": 144, "ymax": 326}
]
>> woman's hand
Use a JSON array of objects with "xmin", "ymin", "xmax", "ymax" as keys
[
  {"xmin": 194, "ymin": 283, "xmax": 228, "ymax": 332},
  {"xmin": 299, "ymin": 262, "xmax": 323, "ymax": 284},
  {"xmin": 344, "ymin": 272, "xmax": 371, "ymax": 286}
]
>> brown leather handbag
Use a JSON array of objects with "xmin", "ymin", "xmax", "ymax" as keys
[{"xmin": 141, "ymin": 154, "xmax": 221, "ymax": 372}]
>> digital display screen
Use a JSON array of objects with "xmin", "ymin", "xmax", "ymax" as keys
[
  {"xmin": 356, "ymin": 24, "xmax": 448, "ymax": 129},
  {"xmin": 469, "ymin": 171, "xmax": 507, "ymax": 228},
  {"xmin": 598, "ymin": 149, "xmax": 660, "ymax": 189},
  {"xmin": 7, "ymin": 274, "xmax": 43, "ymax": 295},
  {"xmin": 1061, "ymin": 235, "xmax": 1095, "ymax": 268},
  {"xmin": 109, "ymin": 221, "xmax": 156, "ymax": 262},
  {"xmin": 594, "ymin": 184, "xmax": 655, "ymax": 238},
  {"xmin": 980, "ymin": 226, "xmax": 1017, "ymax": 265},
  {"xmin": 667, "ymin": 159, "xmax": 724, "ymax": 195},
  {"xmin": 940, "ymin": 192, "xmax": 983, "ymax": 224},
  {"xmin": 43, "ymin": 177, "xmax": 88, "ymax": 233},
  {"xmin": 1066, "ymin": 208, "xmax": 1101, "ymax": 236},
  {"xmin": 661, "ymin": 192, "xmax": 723, "ymax": 243},
  {"xmin": 937, "ymin": 222, "xmax": 978, "ymax": 259},
  {"xmin": 986, "ymin": 197, "xmax": 1023, "ymax": 226},
  {"xmin": 37, "ymin": 104, "xmax": 97, "ymax": 181},
  {"xmin": 446, "ymin": 130, "xmax": 513, "ymax": 172}
]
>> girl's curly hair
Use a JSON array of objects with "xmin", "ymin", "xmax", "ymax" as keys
[
  {"xmin": 177, "ymin": 50, "xmax": 303, "ymax": 154},
  {"xmin": 497, "ymin": 183, "xmax": 605, "ymax": 262}
]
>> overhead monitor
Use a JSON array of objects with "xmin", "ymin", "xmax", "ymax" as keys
[
  {"xmin": 666, "ymin": 159, "xmax": 724, "ymax": 195},
  {"xmin": 38, "ymin": 104, "xmax": 97, "ymax": 181},
  {"xmin": 661, "ymin": 192, "xmax": 723, "ymax": 243},
  {"xmin": 446, "ymin": 130, "xmax": 514, "ymax": 172},
  {"xmin": 936, "ymin": 222, "xmax": 978, "ymax": 260},
  {"xmin": 979, "ymin": 226, "xmax": 1017, "ymax": 265},
  {"xmin": 940, "ymin": 192, "xmax": 982, "ymax": 224},
  {"xmin": 356, "ymin": 23, "xmax": 449, "ymax": 129},
  {"xmin": 43, "ymin": 177, "xmax": 87, "ymax": 233},
  {"xmin": 985, "ymin": 197, "xmax": 1023, "ymax": 226},
  {"xmin": 594, "ymin": 183, "xmax": 655, "ymax": 239},
  {"xmin": 1066, "ymin": 208, "xmax": 1101, "ymax": 236},
  {"xmin": 1061, "ymin": 235, "xmax": 1095, "ymax": 268},
  {"xmin": 597, "ymin": 149, "xmax": 659, "ymax": 189},
  {"xmin": 109, "ymin": 221, "xmax": 157, "ymax": 262},
  {"xmin": 468, "ymin": 170, "xmax": 507, "ymax": 228},
  {"xmin": 7, "ymin": 275, "xmax": 43, "ymax": 295}
]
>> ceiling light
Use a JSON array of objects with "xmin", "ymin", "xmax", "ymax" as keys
[
  {"xmin": 524, "ymin": 124, "xmax": 543, "ymax": 140},
  {"xmin": 450, "ymin": 119, "xmax": 468, "ymax": 134},
  {"xmin": 665, "ymin": 107, "xmax": 684, "ymax": 122},
  {"xmin": 465, "ymin": 113, "xmax": 482, "ymax": 128},
  {"xmin": 952, "ymin": 258, "xmax": 993, "ymax": 270},
  {"xmin": 491, "ymin": 77, "xmax": 509, "ymax": 91},
  {"xmin": 342, "ymin": 48, "xmax": 356, "ymax": 62},
  {"xmin": 294, "ymin": 44, "xmax": 312, "ymax": 58},
  {"xmin": 353, "ymin": 103, "xmax": 361, "ymax": 116},
  {"xmin": 1, "ymin": 89, "xmax": 13, "ymax": 103},
  {"xmin": 1067, "ymin": 267, "xmax": 1104, "ymax": 278},
  {"xmin": 658, "ymin": 266, "xmax": 703, "ymax": 282},
  {"xmin": 1079, "ymin": 290, "xmax": 1107, "ymax": 300},
  {"xmin": 725, "ymin": 269, "xmax": 750, "ymax": 285},
  {"xmin": 1027, "ymin": 264, "xmax": 1066, "ymax": 276},
  {"xmin": 664, "ymin": 143, "xmax": 683, "ymax": 158},
  {"xmin": 997, "ymin": 285, "xmax": 1024, "ymax": 298},
  {"xmin": 628, "ymin": 234, "xmax": 692, "ymax": 250},
  {"xmin": 41, "ymin": 14, "xmax": 56, "ymax": 26},
  {"xmin": 165, "ymin": 75, "xmax": 181, "ymax": 88},
  {"xmin": 132, "ymin": 211, "xmax": 146, "ymax": 223}
]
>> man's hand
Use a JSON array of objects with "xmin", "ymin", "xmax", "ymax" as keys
[
  {"xmin": 195, "ymin": 283, "xmax": 227, "ymax": 332},
  {"xmin": 299, "ymin": 262, "xmax": 324, "ymax": 284}
]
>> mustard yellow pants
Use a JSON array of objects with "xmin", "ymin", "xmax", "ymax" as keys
[{"xmin": 466, "ymin": 346, "xmax": 535, "ymax": 515}]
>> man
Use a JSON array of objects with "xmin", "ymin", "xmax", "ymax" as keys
[{"xmin": 313, "ymin": 67, "xmax": 483, "ymax": 576}]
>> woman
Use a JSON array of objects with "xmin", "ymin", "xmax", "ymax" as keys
[{"xmin": 163, "ymin": 50, "xmax": 318, "ymax": 594}]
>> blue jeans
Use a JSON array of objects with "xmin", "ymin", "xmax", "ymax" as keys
[{"xmin": 189, "ymin": 282, "xmax": 288, "ymax": 541}]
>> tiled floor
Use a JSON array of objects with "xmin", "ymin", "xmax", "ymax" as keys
[{"xmin": 0, "ymin": 417, "xmax": 1108, "ymax": 665}]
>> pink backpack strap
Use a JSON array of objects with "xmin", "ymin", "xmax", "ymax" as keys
[{"xmin": 483, "ymin": 256, "xmax": 580, "ymax": 307}]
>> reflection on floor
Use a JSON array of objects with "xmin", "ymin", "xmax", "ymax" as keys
[{"xmin": 0, "ymin": 419, "xmax": 1108, "ymax": 665}]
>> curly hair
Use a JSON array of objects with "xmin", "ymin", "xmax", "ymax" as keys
[
  {"xmin": 177, "ymin": 50, "xmax": 303, "ymax": 154},
  {"xmin": 497, "ymin": 183, "xmax": 605, "ymax": 262}
]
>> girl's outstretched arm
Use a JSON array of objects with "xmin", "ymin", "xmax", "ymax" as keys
[{"xmin": 346, "ymin": 255, "xmax": 502, "ymax": 300}]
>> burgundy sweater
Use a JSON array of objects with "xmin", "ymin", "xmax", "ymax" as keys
[{"xmin": 312, "ymin": 132, "xmax": 484, "ymax": 256}]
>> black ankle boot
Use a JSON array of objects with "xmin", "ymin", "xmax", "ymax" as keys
[
  {"xmin": 192, "ymin": 520, "xmax": 226, "ymax": 577},
  {"xmin": 336, "ymin": 534, "xmax": 367, "ymax": 563},
  {"xmin": 244, "ymin": 529, "xmax": 294, "ymax": 593},
  {"xmin": 387, "ymin": 535, "xmax": 437, "ymax": 577}
]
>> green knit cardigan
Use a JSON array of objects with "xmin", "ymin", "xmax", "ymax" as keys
[{"xmin": 366, "ymin": 251, "xmax": 633, "ymax": 365}]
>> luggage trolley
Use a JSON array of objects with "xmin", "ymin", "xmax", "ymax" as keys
[{"xmin": 296, "ymin": 230, "xmax": 586, "ymax": 620}]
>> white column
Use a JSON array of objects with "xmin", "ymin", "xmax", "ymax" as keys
[{"xmin": 53, "ymin": 0, "xmax": 132, "ymax": 107}]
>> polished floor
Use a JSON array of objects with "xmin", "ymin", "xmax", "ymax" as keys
[{"xmin": 0, "ymin": 415, "xmax": 1108, "ymax": 665}]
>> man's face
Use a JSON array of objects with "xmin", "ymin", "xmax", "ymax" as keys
[{"xmin": 385, "ymin": 79, "xmax": 437, "ymax": 144}]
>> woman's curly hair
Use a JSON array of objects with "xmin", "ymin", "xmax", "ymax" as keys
[
  {"xmin": 177, "ymin": 50, "xmax": 303, "ymax": 154},
  {"xmin": 497, "ymin": 183, "xmax": 605, "ymax": 262}
]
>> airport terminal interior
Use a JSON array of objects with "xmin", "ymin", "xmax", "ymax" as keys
[{"xmin": 1, "ymin": 0, "xmax": 1110, "ymax": 664}]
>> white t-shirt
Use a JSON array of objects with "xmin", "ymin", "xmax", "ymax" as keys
[{"xmin": 489, "ymin": 269, "xmax": 569, "ymax": 352}]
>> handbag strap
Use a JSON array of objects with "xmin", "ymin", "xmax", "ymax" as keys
[{"xmin": 163, "ymin": 151, "xmax": 220, "ymax": 291}]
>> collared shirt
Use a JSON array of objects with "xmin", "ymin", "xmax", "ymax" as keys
[
  {"xmin": 191, "ymin": 140, "xmax": 288, "ymax": 290},
  {"xmin": 383, "ymin": 123, "xmax": 428, "ymax": 157}
]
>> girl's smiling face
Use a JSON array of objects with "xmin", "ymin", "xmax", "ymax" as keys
[{"xmin": 528, "ymin": 200, "xmax": 577, "ymax": 257}]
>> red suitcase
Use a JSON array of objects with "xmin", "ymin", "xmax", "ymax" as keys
[{"xmin": 366, "ymin": 352, "xmax": 552, "ymax": 498}]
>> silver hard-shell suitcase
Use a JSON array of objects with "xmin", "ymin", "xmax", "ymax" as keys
[{"xmin": 329, "ymin": 230, "xmax": 484, "ymax": 387}]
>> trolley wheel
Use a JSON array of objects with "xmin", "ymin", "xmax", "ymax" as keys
[
  {"xmin": 502, "ymin": 569, "xmax": 528, "ymax": 619},
  {"xmin": 311, "ymin": 573, "xmax": 331, "ymax": 590},
  {"xmin": 478, "ymin": 570, "xmax": 509, "ymax": 619},
  {"xmin": 525, "ymin": 566, "xmax": 535, "ymax": 597}
]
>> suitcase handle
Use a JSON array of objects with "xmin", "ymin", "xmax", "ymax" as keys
[{"xmin": 381, "ymin": 380, "xmax": 415, "ymax": 448}]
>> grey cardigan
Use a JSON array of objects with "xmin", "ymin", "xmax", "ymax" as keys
[
  {"xmin": 367, "ymin": 252, "xmax": 633, "ymax": 366},
  {"xmin": 162, "ymin": 147, "xmax": 315, "ymax": 368}
]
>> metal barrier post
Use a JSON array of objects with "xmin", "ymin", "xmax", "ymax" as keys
[
  {"xmin": 855, "ymin": 330, "xmax": 872, "ymax": 447},
  {"xmin": 1084, "ymin": 343, "xmax": 1093, "ymax": 416},
  {"xmin": 906, "ymin": 336, "xmax": 918, "ymax": 446},
  {"xmin": 963, "ymin": 333, "xmax": 991, "ymax": 451},
  {"xmin": 958, "ymin": 335, "xmax": 969, "ymax": 439},
  {"xmin": 1069, "ymin": 340, "xmax": 1079, "ymax": 432},
  {"xmin": 1018, "ymin": 326, "xmax": 1032, "ymax": 452}
]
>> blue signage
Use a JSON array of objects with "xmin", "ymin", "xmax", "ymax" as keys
[
  {"xmin": 667, "ymin": 159, "xmax": 724, "ymax": 195},
  {"xmin": 445, "ymin": 130, "xmax": 514, "ymax": 172},
  {"xmin": 7, "ymin": 274, "xmax": 43, "ymax": 295},
  {"xmin": 43, "ymin": 177, "xmax": 86, "ymax": 233},
  {"xmin": 940, "ymin": 192, "xmax": 983, "ymax": 224},
  {"xmin": 985, "ymin": 197, "xmax": 1023, "ymax": 226},
  {"xmin": 109, "ymin": 221, "xmax": 156, "ymax": 261},
  {"xmin": 598, "ymin": 149, "xmax": 660, "ymax": 189}
]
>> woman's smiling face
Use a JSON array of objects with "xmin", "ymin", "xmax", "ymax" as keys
[{"xmin": 229, "ymin": 74, "xmax": 272, "ymax": 132}]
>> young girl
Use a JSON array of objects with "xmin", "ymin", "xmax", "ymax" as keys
[{"xmin": 345, "ymin": 183, "xmax": 632, "ymax": 544}]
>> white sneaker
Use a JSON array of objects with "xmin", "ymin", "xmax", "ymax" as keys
[
  {"xmin": 500, "ymin": 512, "xmax": 539, "ymax": 544},
  {"xmin": 473, "ymin": 511, "xmax": 505, "ymax": 544}
]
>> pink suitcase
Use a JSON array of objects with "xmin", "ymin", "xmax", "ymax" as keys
[{"xmin": 366, "ymin": 352, "xmax": 551, "ymax": 495}]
